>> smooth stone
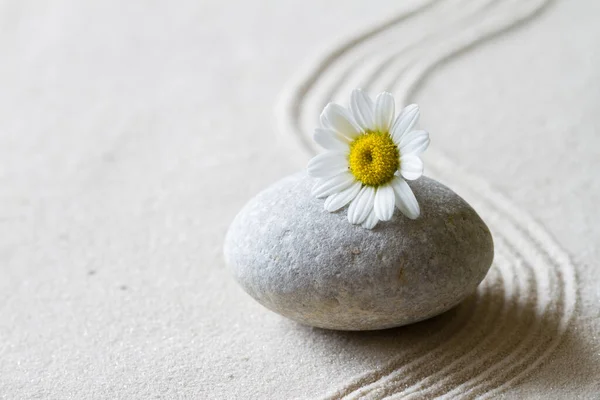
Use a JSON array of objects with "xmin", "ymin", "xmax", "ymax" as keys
[{"xmin": 224, "ymin": 172, "xmax": 494, "ymax": 331}]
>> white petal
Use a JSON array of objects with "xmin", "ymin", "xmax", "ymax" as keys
[
  {"xmin": 391, "ymin": 176, "xmax": 420, "ymax": 219},
  {"xmin": 399, "ymin": 130, "xmax": 430, "ymax": 156},
  {"xmin": 314, "ymin": 128, "xmax": 350, "ymax": 151},
  {"xmin": 319, "ymin": 109, "xmax": 329, "ymax": 129},
  {"xmin": 374, "ymin": 184, "xmax": 395, "ymax": 221},
  {"xmin": 391, "ymin": 104, "xmax": 419, "ymax": 143},
  {"xmin": 320, "ymin": 103, "xmax": 362, "ymax": 139},
  {"xmin": 312, "ymin": 172, "xmax": 355, "ymax": 198},
  {"xmin": 324, "ymin": 181, "xmax": 361, "ymax": 212},
  {"xmin": 374, "ymin": 92, "xmax": 395, "ymax": 133},
  {"xmin": 361, "ymin": 209, "xmax": 379, "ymax": 229},
  {"xmin": 350, "ymin": 89, "xmax": 375, "ymax": 131},
  {"xmin": 347, "ymin": 186, "xmax": 375, "ymax": 224},
  {"xmin": 307, "ymin": 152, "xmax": 348, "ymax": 178},
  {"xmin": 400, "ymin": 154, "xmax": 424, "ymax": 180}
]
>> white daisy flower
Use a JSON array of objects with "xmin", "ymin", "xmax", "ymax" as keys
[{"xmin": 307, "ymin": 89, "xmax": 430, "ymax": 229}]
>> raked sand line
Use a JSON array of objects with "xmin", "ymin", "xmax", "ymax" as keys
[
  {"xmin": 327, "ymin": 256, "xmax": 499, "ymax": 398},
  {"xmin": 291, "ymin": 3, "xmax": 529, "ymax": 396},
  {"xmin": 276, "ymin": 0, "xmax": 438, "ymax": 154},
  {"xmin": 370, "ymin": 239, "xmax": 527, "ymax": 399},
  {"xmin": 387, "ymin": 0, "xmax": 552, "ymax": 96},
  {"xmin": 348, "ymin": 246, "xmax": 517, "ymax": 400},
  {"xmin": 324, "ymin": 278, "xmax": 490, "ymax": 399},
  {"xmin": 353, "ymin": 150, "xmax": 572, "ymax": 400},
  {"xmin": 304, "ymin": 0, "xmax": 503, "ymax": 119},
  {"xmin": 275, "ymin": 0, "xmax": 576, "ymax": 397},
  {"xmin": 299, "ymin": 0, "xmax": 496, "ymax": 140},
  {"xmin": 380, "ymin": 160, "xmax": 547, "ymax": 399},
  {"xmin": 432, "ymin": 153, "xmax": 575, "ymax": 400},
  {"xmin": 345, "ymin": 264, "xmax": 506, "ymax": 399},
  {"xmin": 385, "ymin": 235, "xmax": 538, "ymax": 399},
  {"xmin": 329, "ymin": 273, "xmax": 496, "ymax": 400}
]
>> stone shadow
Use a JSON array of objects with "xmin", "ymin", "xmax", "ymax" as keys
[{"xmin": 285, "ymin": 284, "xmax": 595, "ymax": 397}]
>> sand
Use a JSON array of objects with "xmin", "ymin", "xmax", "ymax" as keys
[{"xmin": 0, "ymin": 0, "xmax": 599, "ymax": 398}]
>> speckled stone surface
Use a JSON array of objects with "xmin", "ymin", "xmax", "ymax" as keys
[{"xmin": 224, "ymin": 172, "xmax": 494, "ymax": 330}]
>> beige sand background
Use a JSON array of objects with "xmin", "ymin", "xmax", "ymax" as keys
[{"xmin": 0, "ymin": 0, "xmax": 599, "ymax": 398}]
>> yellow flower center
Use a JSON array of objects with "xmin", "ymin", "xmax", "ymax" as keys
[{"xmin": 348, "ymin": 131, "xmax": 399, "ymax": 187}]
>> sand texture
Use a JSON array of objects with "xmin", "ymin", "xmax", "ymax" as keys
[{"xmin": 1, "ymin": 0, "xmax": 599, "ymax": 398}]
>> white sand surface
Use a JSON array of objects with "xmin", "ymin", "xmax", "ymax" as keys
[{"xmin": 1, "ymin": 0, "xmax": 599, "ymax": 398}]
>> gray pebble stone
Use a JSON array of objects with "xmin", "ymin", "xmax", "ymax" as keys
[{"xmin": 224, "ymin": 172, "xmax": 493, "ymax": 331}]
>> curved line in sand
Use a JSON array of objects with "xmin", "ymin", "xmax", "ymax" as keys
[
  {"xmin": 274, "ymin": 0, "xmax": 577, "ymax": 397},
  {"xmin": 378, "ymin": 238, "xmax": 530, "ymax": 399},
  {"xmin": 343, "ymin": 259, "xmax": 509, "ymax": 399},
  {"xmin": 350, "ymin": 242, "xmax": 519, "ymax": 400},
  {"xmin": 430, "ymin": 153, "xmax": 576, "ymax": 400}
]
